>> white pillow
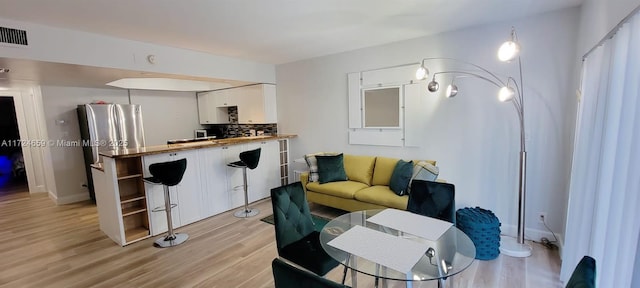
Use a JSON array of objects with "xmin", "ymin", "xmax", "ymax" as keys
[
  {"xmin": 411, "ymin": 161, "xmax": 439, "ymax": 181},
  {"xmin": 304, "ymin": 152, "xmax": 339, "ymax": 182},
  {"xmin": 408, "ymin": 161, "xmax": 440, "ymax": 193}
]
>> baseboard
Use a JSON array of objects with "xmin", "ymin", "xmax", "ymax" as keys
[
  {"xmin": 501, "ymin": 224, "xmax": 564, "ymax": 257},
  {"xmin": 29, "ymin": 184, "xmax": 47, "ymax": 193},
  {"xmin": 52, "ymin": 192, "xmax": 90, "ymax": 205},
  {"xmin": 48, "ymin": 191, "xmax": 57, "ymax": 203}
]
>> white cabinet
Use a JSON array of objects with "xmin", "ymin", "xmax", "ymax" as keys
[
  {"xmin": 197, "ymin": 91, "xmax": 230, "ymax": 124},
  {"xmin": 197, "ymin": 84, "xmax": 276, "ymax": 124},
  {"xmin": 221, "ymin": 144, "xmax": 248, "ymax": 208},
  {"xmin": 235, "ymin": 84, "xmax": 277, "ymax": 124},
  {"xmin": 245, "ymin": 140, "xmax": 280, "ymax": 202},
  {"xmin": 144, "ymin": 150, "xmax": 201, "ymax": 236},
  {"xmin": 213, "ymin": 89, "xmax": 238, "ymax": 107},
  {"xmin": 198, "ymin": 147, "xmax": 230, "ymax": 218}
]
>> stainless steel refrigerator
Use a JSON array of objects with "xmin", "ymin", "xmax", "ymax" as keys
[{"xmin": 77, "ymin": 104, "xmax": 145, "ymax": 201}]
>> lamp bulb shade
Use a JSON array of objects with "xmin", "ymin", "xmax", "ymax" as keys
[
  {"xmin": 416, "ymin": 66, "xmax": 428, "ymax": 80},
  {"xmin": 428, "ymin": 80, "xmax": 440, "ymax": 92},
  {"xmin": 498, "ymin": 40, "xmax": 520, "ymax": 62},
  {"xmin": 498, "ymin": 86, "xmax": 515, "ymax": 102},
  {"xmin": 446, "ymin": 84, "xmax": 458, "ymax": 98}
]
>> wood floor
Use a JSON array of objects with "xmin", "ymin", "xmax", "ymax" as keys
[{"xmin": 0, "ymin": 191, "xmax": 563, "ymax": 288}]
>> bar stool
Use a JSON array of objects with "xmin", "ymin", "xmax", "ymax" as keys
[
  {"xmin": 227, "ymin": 148, "xmax": 261, "ymax": 218},
  {"xmin": 143, "ymin": 158, "xmax": 188, "ymax": 248}
]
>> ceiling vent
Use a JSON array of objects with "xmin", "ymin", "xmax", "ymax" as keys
[{"xmin": 0, "ymin": 26, "xmax": 28, "ymax": 46}]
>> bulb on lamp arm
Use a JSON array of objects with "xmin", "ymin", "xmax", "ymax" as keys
[
  {"xmin": 415, "ymin": 27, "xmax": 531, "ymax": 258},
  {"xmin": 427, "ymin": 76, "xmax": 439, "ymax": 92},
  {"xmin": 498, "ymin": 27, "xmax": 521, "ymax": 62}
]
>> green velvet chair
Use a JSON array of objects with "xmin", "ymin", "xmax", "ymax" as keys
[
  {"xmin": 272, "ymin": 258, "xmax": 349, "ymax": 288},
  {"xmin": 270, "ymin": 182, "xmax": 340, "ymax": 276},
  {"xmin": 565, "ymin": 256, "xmax": 596, "ymax": 288},
  {"xmin": 406, "ymin": 180, "xmax": 456, "ymax": 223}
]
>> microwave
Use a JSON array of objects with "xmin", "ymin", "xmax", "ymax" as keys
[{"xmin": 194, "ymin": 129, "xmax": 208, "ymax": 138}]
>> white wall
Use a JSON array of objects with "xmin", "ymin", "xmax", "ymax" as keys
[
  {"xmin": 0, "ymin": 17, "xmax": 275, "ymax": 84},
  {"xmin": 129, "ymin": 90, "xmax": 201, "ymax": 145},
  {"xmin": 277, "ymin": 8, "xmax": 580, "ymax": 241},
  {"xmin": 39, "ymin": 86, "xmax": 201, "ymax": 203},
  {"xmin": 41, "ymin": 86, "xmax": 129, "ymax": 203},
  {"xmin": 578, "ymin": 0, "xmax": 640, "ymax": 56}
]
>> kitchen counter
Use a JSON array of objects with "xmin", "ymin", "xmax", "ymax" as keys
[
  {"xmin": 92, "ymin": 133, "xmax": 295, "ymax": 246},
  {"xmin": 99, "ymin": 134, "xmax": 296, "ymax": 158}
]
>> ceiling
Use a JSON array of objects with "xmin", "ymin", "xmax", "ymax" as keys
[{"xmin": 0, "ymin": 0, "xmax": 583, "ymax": 89}]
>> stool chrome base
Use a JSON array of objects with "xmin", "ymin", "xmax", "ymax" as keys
[
  {"xmin": 155, "ymin": 233, "xmax": 189, "ymax": 248},
  {"xmin": 234, "ymin": 208, "xmax": 260, "ymax": 218}
]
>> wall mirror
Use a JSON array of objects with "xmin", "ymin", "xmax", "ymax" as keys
[{"xmin": 363, "ymin": 86, "xmax": 401, "ymax": 128}]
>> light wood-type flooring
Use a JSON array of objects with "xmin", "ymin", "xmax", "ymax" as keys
[{"xmin": 0, "ymin": 190, "xmax": 563, "ymax": 287}]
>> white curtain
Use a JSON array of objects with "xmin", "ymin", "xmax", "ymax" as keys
[{"xmin": 561, "ymin": 10, "xmax": 640, "ymax": 287}]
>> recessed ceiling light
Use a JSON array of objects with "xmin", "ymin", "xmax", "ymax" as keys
[{"xmin": 0, "ymin": 68, "xmax": 9, "ymax": 73}]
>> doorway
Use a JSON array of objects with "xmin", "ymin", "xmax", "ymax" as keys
[{"xmin": 0, "ymin": 96, "xmax": 28, "ymax": 196}]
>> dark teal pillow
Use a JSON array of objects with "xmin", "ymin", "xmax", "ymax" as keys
[
  {"xmin": 389, "ymin": 160, "xmax": 413, "ymax": 196},
  {"xmin": 316, "ymin": 154, "xmax": 348, "ymax": 184}
]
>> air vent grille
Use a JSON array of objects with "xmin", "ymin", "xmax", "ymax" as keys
[{"xmin": 0, "ymin": 27, "xmax": 28, "ymax": 46}]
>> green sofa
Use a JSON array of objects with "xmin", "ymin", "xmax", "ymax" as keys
[{"xmin": 300, "ymin": 154, "xmax": 438, "ymax": 212}]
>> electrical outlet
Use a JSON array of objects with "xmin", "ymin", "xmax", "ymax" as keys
[{"xmin": 538, "ymin": 212, "xmax": 547, "ymax": 223}]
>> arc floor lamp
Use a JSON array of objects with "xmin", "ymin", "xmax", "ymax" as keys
[{"xmin": 416, "ymin": 27, "xmax": 532, "ymax": 257}]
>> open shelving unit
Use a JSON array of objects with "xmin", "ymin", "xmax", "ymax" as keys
[
  {"xmin": 115, "ymin": 157, "xmax": 150, "ymax": 244},
  {"xmin": 278, "ymin": 139, "xmax": 289, "ymax": 185}
]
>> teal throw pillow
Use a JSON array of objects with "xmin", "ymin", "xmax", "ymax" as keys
[
  {"xmin": 389, "ymin": 160, "xmax": 413, "ymax": 196},
  {"xmin": 316, "ymin": 154, "xmax": 348, "ymax": 184}
]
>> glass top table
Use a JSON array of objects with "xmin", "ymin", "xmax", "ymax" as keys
[{"xmin": 319, "ymin": 209, "xmax": 476, "ymax": 286}]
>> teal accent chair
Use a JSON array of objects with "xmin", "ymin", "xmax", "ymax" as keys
[
  {"xmin": 270, "ymin": 182, "xmax": 340, "ymax": 276},
  {"xmin": 407, "ymin": 180, "xmax": 456, "ymax": 223},
  {"xmin": 566, "ymin": 256, "xmax": 596, "ymax": 288},
  {"xmin": 272, "ymin": 258, "xmax": 349, "ymax": 288}
]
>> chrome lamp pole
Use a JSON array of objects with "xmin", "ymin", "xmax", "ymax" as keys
[{"xmin": 416, "ymin": 27, "xmax": 531, "ymax": 257}]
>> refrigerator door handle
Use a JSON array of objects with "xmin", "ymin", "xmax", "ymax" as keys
[
  {"xmin": 86, "ymin": 106, "xmax": 100, "ymax": 164},
  {"xmin": 114, "ymin": 104, "xmax": 124, "ymax": 149}
]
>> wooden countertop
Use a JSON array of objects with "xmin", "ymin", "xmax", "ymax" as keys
[{"xmin": 99, "ymin": 134, "xmax": 297, "ymax": 159}]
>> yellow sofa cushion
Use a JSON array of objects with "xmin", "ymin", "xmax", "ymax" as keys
[
  {"xmin": 354, "ymin": 185, "xmax": 409, "ymax": 210},
  {"xmin": 371, "ymin": 157, "xmax": 400, "ymax": 186},
  {"xmin": 371, "ymin": 157, "xmax": 438, "ymax": 186},
  {"xmin": 305, "ymin": 180, "xmax": 369, "ymax": 199},
  {"xmin": 343, "ymin": 154, "xmax": 376, "ymax": 186}
]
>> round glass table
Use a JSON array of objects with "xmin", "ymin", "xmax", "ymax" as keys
[{"xmin": 319, "ymin": 209, "xmax": 476, "ymax": 287}]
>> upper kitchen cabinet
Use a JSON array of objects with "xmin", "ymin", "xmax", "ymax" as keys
[
  {"xmin": 197, "ymin": 91, "xmax": 230, "ymax": 124},
  {"xmin": 213, "ymin": 89, "xmax": 238, "ymax": 107},
  {"xmin": 197, "ymin": 84, "xmax": 277, "ymax": 125},
  {"xmin": 235, "ymin": 84, "xmax": 277, "ymax": 124}
]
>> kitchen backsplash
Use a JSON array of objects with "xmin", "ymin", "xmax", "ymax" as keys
[{"xmin": 205, "ymin": 106, "xmax": 277, "ymax": 138}]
